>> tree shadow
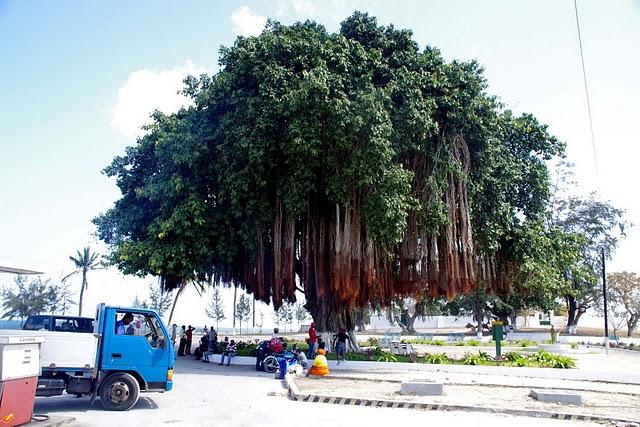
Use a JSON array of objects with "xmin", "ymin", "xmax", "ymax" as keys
[
  {"xmin": 174, "ymin": 357, "xmax": 290, "ymax": 391},
  {"xmin": 34, "ymin": 396, "xmax": 158, "ymax": 414}
]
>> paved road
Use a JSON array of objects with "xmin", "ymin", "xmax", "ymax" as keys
[{"xmin": 33, "ymin": 358, "xmax": 604, "ymax": 426}]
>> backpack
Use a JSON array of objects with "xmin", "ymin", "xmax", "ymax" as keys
[{"xmin": 268, "ymin": 338, "xmax": 283, "ymax": 353}]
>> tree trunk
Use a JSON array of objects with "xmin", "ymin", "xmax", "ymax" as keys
[
  {"xmin": 566, "ymin": 295, "xmax": 577, "ymax": 332},
  {"xmin": 574, "ymin": 307, "xmax": 586, "ymax": 328},
  {"xmin": 509, "ymin": 313, "xmax": 518, "ymax": 331},
  {"xmin": 473, "ymin": 293, "xmax": 484, "ymax": 338},
  {"xmin": 78, "ymin": 273, "xmax": 87, "ymax": 316},
  {"xmin": 406, "ymin": 311, "xmax": 419, "ymax": 334},
  {"xmin": 167, "ymin": 284, "xmax": 184, "ymax": 324},
  {"xmin": 306, "ymin": 294, "xmax": 359, "ymax": 352},
  {"xmin": 627, "ymin": 316, "xmax": 638, "ymax": 338},
  {"xmin": 353, "ymin": 308, "xmax": 367, "ymax": 332}
]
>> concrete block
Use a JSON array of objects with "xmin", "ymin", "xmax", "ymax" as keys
[
  {"xmin": 400, "ymin": 379, "xmax": 444, "ymax": 396},
  {"xmin": 530, "ymin": 389, "xmax": 582, "ymax": 405}
]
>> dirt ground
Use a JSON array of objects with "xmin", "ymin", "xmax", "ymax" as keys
[{"xmin": 294, "ymin": 375, "xmax": 640, "ymax": 423}]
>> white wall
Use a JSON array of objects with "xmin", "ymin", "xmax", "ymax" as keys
[{"xmin": 367, "ymin": 314, "xmax": 475, "ymax": 331}]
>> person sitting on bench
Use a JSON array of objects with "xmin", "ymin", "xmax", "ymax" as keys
[{"xmin": 219, "ymin": 339, "xmax": 237, "ymax": 366}]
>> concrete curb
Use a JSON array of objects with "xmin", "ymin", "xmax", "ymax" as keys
[
  {"xmin": 284, "ymin": 374, "xmax": 640, "ymax": 424},
  {"xmin": 302, "ymin": 374, "xmax": 640, "ymax": 397}
]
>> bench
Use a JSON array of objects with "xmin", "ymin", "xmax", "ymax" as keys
[
  {"xmin": 380, "ymin": 332, "xmax": 402, "ymax": 348},
  {"xmin": 390, "ymin": 341, "xmax": 415, "ymax": 355}
]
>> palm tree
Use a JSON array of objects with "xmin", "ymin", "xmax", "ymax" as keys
[
  {"xmin": 63, "ymin": 247, "xmax": 102, "ymax": 316},
  {"xmin": 166, "ymin": 279, "xmax": 206, "ymax": 324}
]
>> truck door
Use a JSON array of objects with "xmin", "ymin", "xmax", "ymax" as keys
[{"xmin": 102, "ymin": 310, "xmax": 171, "ymax": 390}]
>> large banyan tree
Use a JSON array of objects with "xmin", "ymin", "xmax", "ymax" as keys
[{"xmin": 95, "ymin": 13, "xmax": 565, "ymax": 331}]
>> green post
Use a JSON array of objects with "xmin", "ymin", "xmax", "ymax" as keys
[{"xmin": 492, "ymin": 321, "xmax": 504, "ymax": 358}]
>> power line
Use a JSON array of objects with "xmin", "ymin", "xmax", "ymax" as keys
[{"xmin": 573, "ymin": 0, "xmax": 599, "ymax": 174}]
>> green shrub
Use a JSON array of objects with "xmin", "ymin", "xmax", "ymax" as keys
[
  {"xmin": 504, "ymin": 352, "xmax": 531, "ymax": 367},
  {"xmin": 429, "ymin": 339, "xmax": 446, "ymax": 346},
  {"xmin": 423, "ymin": 353, "xmax": 449, "ymax": 364},
  {"xmin": 504, "ymin": 352, "xmax": 525, "ymax": 362},
  {"xmin": 466, "ymin": 339, "xmax": 480, "ymax": 346},
  {"xmin": 462, "ymin": 351, "xmax": 493, "ymax": 365},
  {"xmin": 543, "ymin": 354, "xmax": 576, "ymax": 369},
  {"xmin": 518, "ymin": 339, "xmax": 537, "ymax": 347},
  {"xmin": 527, "ymin": 350, "xmax": 576, "ymax": 369},
  {"xmin": 366, "ymin": 337, "xmax": 380, "ymax": 347},
  {"xmin": 570, "ymin": 342, "xmax": 578, "ymax": 349},
  {"xmin": 377, "ymin": 353, "xmax": 398, "ymax": 363}
]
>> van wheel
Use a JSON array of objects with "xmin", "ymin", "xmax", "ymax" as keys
[{"xmin": 100, "ymin": 373, "xmax": 140, "ymax": 411}]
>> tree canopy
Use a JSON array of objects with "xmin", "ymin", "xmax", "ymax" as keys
[
  {"xmin": 2, "ymin": 276, "xmax": 75, "ymax": 319},
  {"xmin": 95, "ymin": 12, "xmax": 568, "ymax": 330}
]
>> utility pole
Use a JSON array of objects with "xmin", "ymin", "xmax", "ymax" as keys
[{"xmin": 602, "ymin": 249, "xmax": 609, "ymax": 355}]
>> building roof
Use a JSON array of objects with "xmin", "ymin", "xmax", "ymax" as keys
[{"xmin": 0, "ymin": 265, "xmax": 43, "ymax": 275}]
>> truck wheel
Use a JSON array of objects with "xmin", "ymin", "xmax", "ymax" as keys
[{"xmin": 100, "ymin": 373, "xmax": 140, "ymax": 411}]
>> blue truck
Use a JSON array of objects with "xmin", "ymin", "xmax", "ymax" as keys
[{"xmin": 2, "ymin": 304, "xmax": 175, "ymax": 410}]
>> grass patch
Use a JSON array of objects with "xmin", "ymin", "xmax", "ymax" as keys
[
  {"xmin": 422, "ymin": 353, "xmax": 449, "ymax": 364},
  {"xmin": 462, "ymin": 351, "xmax": 493, "ymax": 365}
]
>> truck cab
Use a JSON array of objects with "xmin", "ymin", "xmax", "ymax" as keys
[{"xmin": 99, "ymin": 306, "xmax": 174, "ymax": 394}]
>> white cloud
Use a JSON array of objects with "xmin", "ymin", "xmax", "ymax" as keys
[
  {"xmin": 275, "ymin": 0, "xmax": 287, "ymax": 17},
  {"xmin": 231, "ymin": 6, "xmax": 267, "ymax": 37},
  {"xmin": 272, "ymin": 0, "xmax": 354, "ymax": 25},
  {"xmin": 110, "ymin": 60, "xmax": 207, "ymax": 139},
  {"xmin": 292, "ymin": 0, "xmax": 315, "ymax": 17}
]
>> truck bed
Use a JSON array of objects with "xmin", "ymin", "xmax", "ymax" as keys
[{"xmin": 0, "ymin": 329, "xmax": 98, "ymax": 370}]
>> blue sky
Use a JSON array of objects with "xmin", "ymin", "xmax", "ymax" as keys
[{"xmin": 1, "ymin": 1, "xmax": 639, "ymax": 327}]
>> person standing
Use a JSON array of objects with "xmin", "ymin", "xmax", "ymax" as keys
[
  {"xmin": 332, "ymin": 327, "xmax": 354, "ymax": 364},
  {"xmin": 178, "ymin": 325, "xmax": 187, "ymax": 356},
  {"xmin": 171, "ymin": 324, "xmax": 178, "ymax": 345},
  {"xmin": 208, "ymin": 327, "xmax": 218, "ymax": 356},
  {"xmin": 307, "ymin": 322, "xmax": 317, "ymax": 359},
  {"xmin": 185, "ymin": 325, "xmax": 195, "ymax": 355},
  {"xmin": 208, "ymin": 326, "xmax": 218, "ymax": 345},
  {"xmin": 202, "ymin": 337, "xmax": 216, "ymax": 363},
  {"xmin": 255, "ymin": 340, "xmax": 270, "ymax": 371}
]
